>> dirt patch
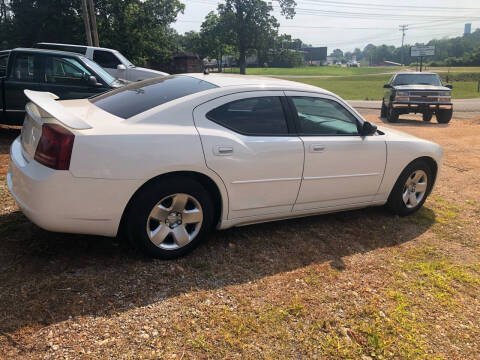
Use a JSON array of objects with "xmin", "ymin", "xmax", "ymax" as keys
[{"xmin": 0, "ymin": 116, "xmax": 479, "ymax": 359}]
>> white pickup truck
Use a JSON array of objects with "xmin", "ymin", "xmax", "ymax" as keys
[{"xmin": 35, "ymin": 42, "xmax": 169, "ymax": 82}]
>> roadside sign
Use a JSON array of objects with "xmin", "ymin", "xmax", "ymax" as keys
[{"xmin": 411, "ymin": 45, "xmax": 435, "ymax": 57}]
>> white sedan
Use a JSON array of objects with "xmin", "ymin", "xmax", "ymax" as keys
[{"xmin": 8, "ymin": 74, "xmax": 443, "ymax": 258}]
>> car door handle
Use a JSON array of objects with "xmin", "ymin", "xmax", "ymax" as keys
[
  {"xmin": 310, "ymin": 144, "xmax": 326, "ymax": 153},
  {"xmin": 214, "ymin": 145, "xmax": 233, "ymax": 155}
]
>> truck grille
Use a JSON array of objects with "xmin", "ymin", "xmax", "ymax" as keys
[{"xmin": 408, "ymin": 91, "xmax": 441, "ymax": 97}]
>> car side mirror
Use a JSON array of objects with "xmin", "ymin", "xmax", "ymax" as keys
[
  {"xmin": 361, "ymin": 121, "xmax": 377, "ymax": 136},
  {"xmin": 445, "ymin": 84, "xmax": 453, "ymax": 89},
  {"xmin": 117, "ymin": 64, "xmax": 127, "ymax": 70},
  {"xmin": 383, "ymin": 84, "xmax": 392, "ymax": 88},
  {"xmin": 87, "ymin": 75, "xmax": 101, "ymax": 87}
]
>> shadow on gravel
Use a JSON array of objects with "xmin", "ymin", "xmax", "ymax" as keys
[
  {"xmin": 0, "ymin": 205, "xmax": 435, "ymax": 335},
  {"xmin": 0, "ymin": 127, "xmax": 20, "ymax": 155},
  {"xmin": 378, "ymin": 115, "xmax": 450, "ymax": 127}
]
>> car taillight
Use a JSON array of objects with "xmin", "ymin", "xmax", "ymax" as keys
[{"xmin": 34, "ymin": 123, "xmax": 75, "ymax": 170}]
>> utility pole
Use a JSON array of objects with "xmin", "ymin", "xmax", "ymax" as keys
[
  {"xmin": 81, "ymin": 0, "xmax": 93, "ymax": 46},
  {"xmin": 399, "ymin": 24, "xmax": 408, "ymax": 65},
  {"xmin": 88, "ymin": 0, "xmax": 99, "ymax": 47}
]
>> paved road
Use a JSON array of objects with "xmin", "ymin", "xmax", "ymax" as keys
[{"xmin": 348, "ymin": 98, "xmax": 480, "ymax": 113}]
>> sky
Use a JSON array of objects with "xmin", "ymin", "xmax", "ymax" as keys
[{"xmin": 172, "ymin": 0, "xmax": 480, "ymax": 52}]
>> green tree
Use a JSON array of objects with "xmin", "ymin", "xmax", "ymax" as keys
[
  {"xmin": 200, "ymin": 11, "xmax": 233, "ymax": 72},
  {"xmin": 218, "ymin": 0, "xmax": 296, "ymax": 74}
]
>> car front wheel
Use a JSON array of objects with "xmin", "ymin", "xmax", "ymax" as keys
[
  {"xmin": 126, "ymin": 177, "xmax": 214, "ymax": 259},
  {"xmin": 387, "ymin": 159, "xmax": 433, "ymax": 216},
  {"xmin": 387, "ymin": 105, "xmax": 399, "ymax": 123},
  {"xmin": 380, "ymin": 100, "xmax": 387, "ymax": 118},
  {"xmin": 423, "ymin": 112, "xmax": 432, "ymax": 122},
  {"xmin": 436, "ymin": 109, "xmax": 452, "ymax": 124}
]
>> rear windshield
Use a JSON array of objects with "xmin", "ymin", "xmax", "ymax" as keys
[
  {"xmin": 90, "ymin": 75, "xmax": 218, "ymax": 119},
  {"xmin": 393, "ymin": 74, "xmax": 442, "ymax": 86}
]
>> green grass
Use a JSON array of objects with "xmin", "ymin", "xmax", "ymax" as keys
[
  {"xmin": 284, "ymin": 74, "xmax": 480, "ymax": 100},
  {"xmin": 225, "ymin": 66, "xmax": 404, "ymax": 76}
]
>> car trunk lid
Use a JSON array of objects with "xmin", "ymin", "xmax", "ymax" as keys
[{"xmin": 21, "ymin": 90, "xmax": 92, "ymax": 160}]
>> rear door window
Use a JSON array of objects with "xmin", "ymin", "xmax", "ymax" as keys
[
  {"xmin": 11, "ymin": 53, "xmax": 39, "ymax": 82},
  {"xmin": 90, "ymin": 75, "xmax": 217, "ymax": 119},
  {"xmin": 206, "ymin": 97, "xmax": 289, "ymax": 135},
  {"xmin": 93, "ymin": 50, "xmax": 122, "ymax": 68}
]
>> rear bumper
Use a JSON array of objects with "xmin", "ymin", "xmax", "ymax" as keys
[
  {"xmin": 7, "ymin": 137, "xmax": 138, "ymax": 237},
  {"xmin": 392, "ymin": 102, "xmax": 453, "ymax": 112}
]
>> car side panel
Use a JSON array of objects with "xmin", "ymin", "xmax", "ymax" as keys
[
  {"xmin": 373, "ymin": 130, "xmax": 443, "ymax": 203},
  {"xmin": 68, "ymin": 102, "xmax": 230, "ymax": 227}
]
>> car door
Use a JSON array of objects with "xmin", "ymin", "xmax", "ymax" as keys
[
  {"xmin": 92, "ymin": 50, "xmax": 123, "ymax": 79},
  {"xmin": 3, "ymin": 52, "xmax": 44, "ymax": 125},
  {"xmin": 285, "ymin": 92, "xmax": 387, "ymax": 211},
  {"xmin": 193, "ymin": 91, "xmax": 304, "ymax": 219},
  {"xmin": 42, "ymin": 54, "xmax": 110, "ymax": 99}
]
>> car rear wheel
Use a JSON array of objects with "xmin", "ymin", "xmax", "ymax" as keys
[
  {"xmin": 386, "ymin": 105, "xmax": 399, "ymax": 123},
  {"xmin": 422, "ymin": 112, "xmax": 432, "ymax": 122},
  {"xmin": 126, "ymin": 177, "xmax": 214, "ymax": 259},
  {"xmin": 386, "ymin": 159, "xmax": 433, "ymax": 216},
  {"xmin": 436, "ymin": 109, "xmax": 452, "ymax": 124}
]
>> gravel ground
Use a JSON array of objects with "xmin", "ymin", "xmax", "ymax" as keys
[{"xmin": 0, "ymin": 112, "xmax": 479, "ymax": 359}]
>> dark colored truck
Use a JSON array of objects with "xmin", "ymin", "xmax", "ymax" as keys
[
  {"xmin": 381, "ymin": 72, "xmax": 453, "ymax": 124},
  {"xmin": 0, "ymin": 48, "xmax": 124, "ymax": 126}
]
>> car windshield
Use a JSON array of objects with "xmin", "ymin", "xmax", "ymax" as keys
[
  {"xmin": 90, "ymin": 75, "xmax": 218, "ymax": 119},
  {"xmin": 82, "ymin": 57, "xmax": 117, "ymax": 85},
  {"xmin": 114, "ymin": 51, "xmax": 134, "ymax": 68},
  {"xmin": 393, "ymin": 74, "xmax": 442, "ymax": 86}
]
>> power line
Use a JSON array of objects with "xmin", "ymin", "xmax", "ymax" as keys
[
  {"xmin": 399, "ymin": 24, "xmax": 408, "ymax": 65},
  {"xmin": 296, "ymin": 0, "xmax": 480, "ymax": 11}
]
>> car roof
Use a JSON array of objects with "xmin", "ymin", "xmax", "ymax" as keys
[
  {"xmin": 185, "ymin": 73, "xmax": 333, "ymax": 94},
  {"xmin": 394, "ymin": 71, "xmax": 438, "ymax": 75},
  {"xmin": 36, "ymin": 42, "xmax": 117, "ymax": 53},
  {"xmin": 13, "ymin": 47, "xmax": 84, "ymax": 57}
]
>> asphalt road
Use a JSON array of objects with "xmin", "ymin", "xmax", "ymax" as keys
[{"xmin": 348, "ymin": 98, "xmax": 480, "ymax": 113}]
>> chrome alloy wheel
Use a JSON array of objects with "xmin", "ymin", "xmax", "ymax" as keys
[
  {"xmin": 146, "ymin": 193, "xmax": 203, "ymax": 250},
  {"xmin": 402, "ymin": 170, "xmax": 428, "ymax": 209}
]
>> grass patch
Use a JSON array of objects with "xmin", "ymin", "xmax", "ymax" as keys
[
  {"xmin": 226, "ymin": 66, "xmax": 403, "ymax": 76},
  {"xmin": 286, "ymin": 75, "xmax": 480, "ymax": 100}
]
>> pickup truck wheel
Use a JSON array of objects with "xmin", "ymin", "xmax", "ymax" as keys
[
  {"xmin": 422, "ymin": 112, "xmax": 432, "ymax": 122},
  {"xmin": 126, "ymin": 177, "xmax": 214, "ymax": 259},
  {"xmin": 436, "ymin": 109, "xmax": 452, "ymax": 124},
  {"xmin": 387, "ymin": 159, "xmax": 433, "ymax": 216},
  {"xmin": 387, "ymin": 105, "xmax": 399, "ymax": 123},
  {"xmin": 380, "ymin": 100, "xmax": 387, "ymax": 118}
]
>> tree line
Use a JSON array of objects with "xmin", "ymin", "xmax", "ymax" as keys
[
  {"xmin": 1, "ymin": 0, "xmax": 479, "ymax": 72},
  {"xmin": 330, "ymin": 29, "xmax": 480, "ymax": 66}
]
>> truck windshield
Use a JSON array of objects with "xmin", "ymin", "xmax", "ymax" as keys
[
  {"xmin": 82, "ymin": 57, "xmax": 117, "ymax": 85},
  {"xmin": 393, "ymin": 74, "xmax": 442, "ymax": 86}
]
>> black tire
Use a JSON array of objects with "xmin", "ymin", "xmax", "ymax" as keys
[
  {"xmin": 386, "ymin": 105, "xmax": 399, "ymax": 123},
  {"xmin": 436, "ymin": 109, "xmax": 452, "ymax": 124},
  {"xmin": 126, "ymin": 176, "xmax": 214, "ymax": 259},
  {"xmin": 422, "ymin": 112, "xmax": 432, "ymax": 122},
  {"xmin": 386, "ymin": 159, "xmax": 433, "ymax": 216},
  {"xmin": 380, "ymin": 100, "xmax": 387, "ymax": 118}
]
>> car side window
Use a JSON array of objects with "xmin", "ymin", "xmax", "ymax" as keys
[
  {"xmin": 44, "ymin": 56, "xmax": 94, "ymax": 86},
  {"xmin": 206, "ymin": 96, "xmax": 289, "ymax": 135},
  {"xmin": 11, "ymin": 53, "xmax": 37, "ymax": 81},
  {"xmin": 290, "ymin": 97, "xmax": 359, "ymax": 136},
  {"xmin": 93, "ymin": 50, "xmax": 121, "ymax": 68}
]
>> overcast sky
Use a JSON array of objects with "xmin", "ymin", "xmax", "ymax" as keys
[{"xmin": 172, "ymin": 0, "xmax": 480, "ymax": 52}]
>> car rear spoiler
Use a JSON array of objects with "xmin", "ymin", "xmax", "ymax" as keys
[{"xmin": 24, "ymin": 89, "xmax": 92, "ymax": 130}]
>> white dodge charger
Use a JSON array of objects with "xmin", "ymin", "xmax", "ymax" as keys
[{"xmin": 8, "ymin": 74, "xmax": 443, "ymax": 258}]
